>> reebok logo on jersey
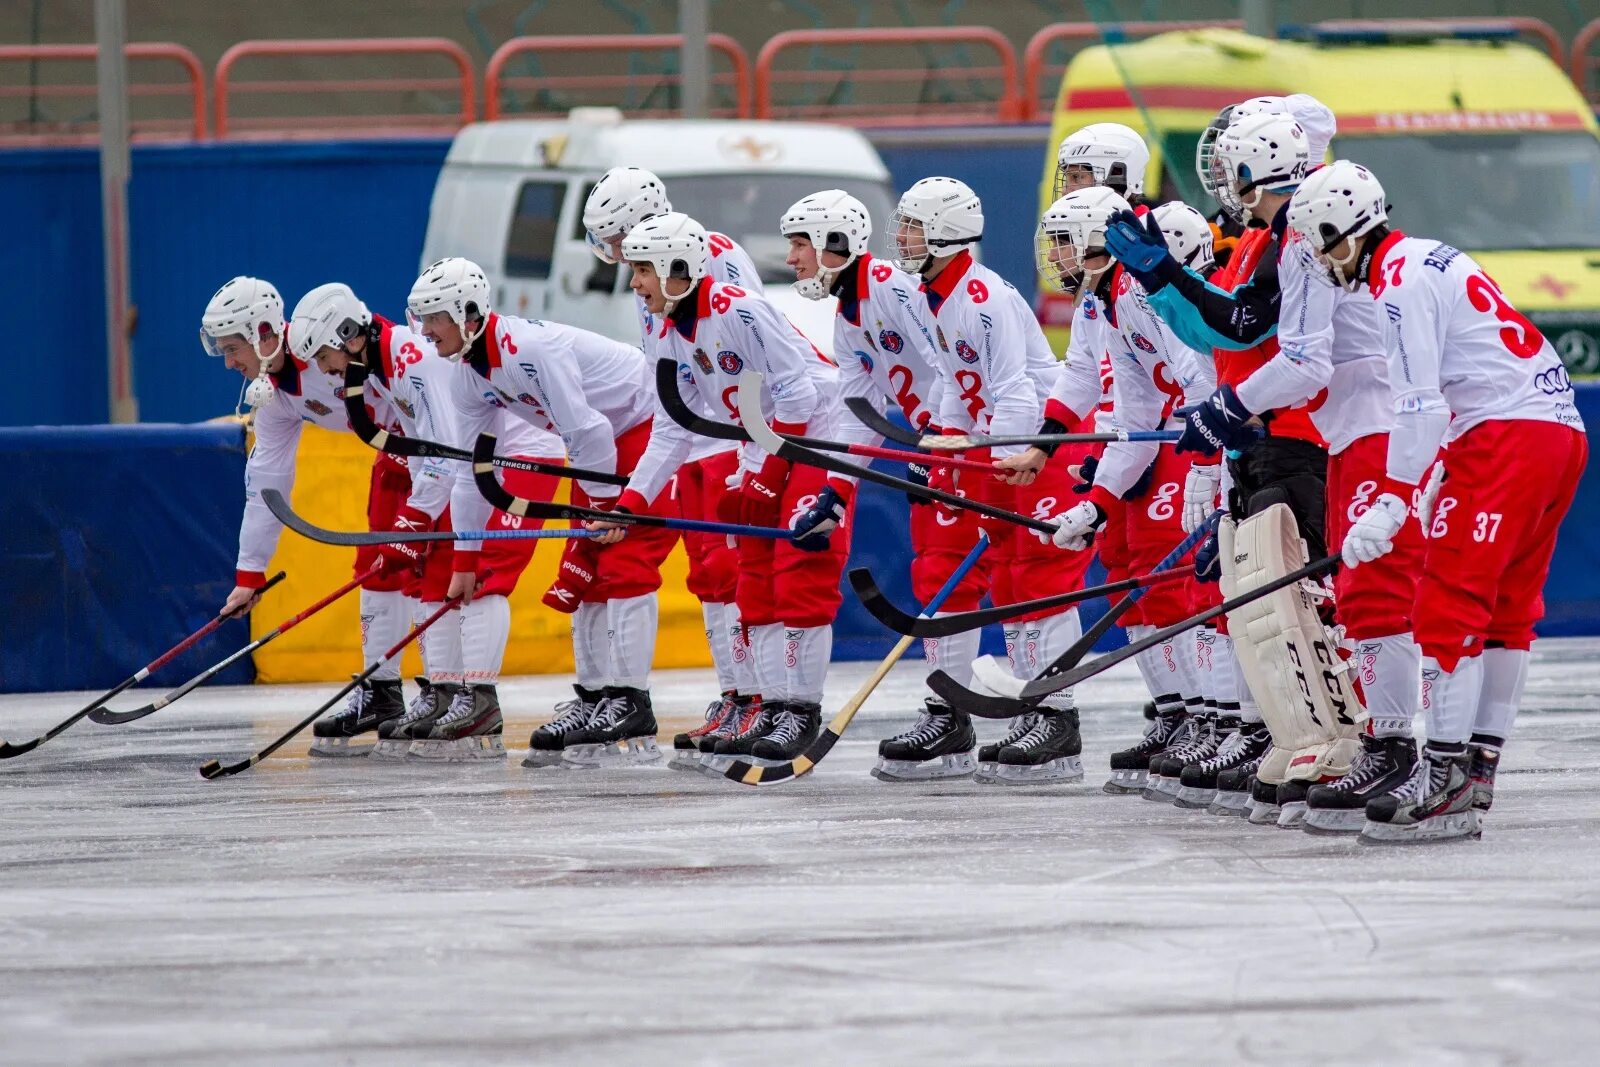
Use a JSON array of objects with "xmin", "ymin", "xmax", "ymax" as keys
[{"xmin": 395, "ymin": 516, "xmax": 426, "ymax": 532}]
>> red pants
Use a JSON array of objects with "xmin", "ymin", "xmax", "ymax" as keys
[
  {"xmin": 908, "ymin": 495, "xmax": 990, "ymax": 614},
  {"xmin": 1327, "ymin": 432, "xmax": 1423, "ymax": 639},
  {"xmin": 736, "ymin": 461, "xmax": 853, "ymax": 628},
  {"xmin": 559, "ymin": 420, "xmax": 680, "ymax": 603},
  {"xmin": 1120, "ymin": 447, "xmax": 1197, "ymax": 628},
  {"xmin": 1414, "ymin": 420, "xmax": 1586, "ymax": 671},
  {"xmin": 356, "ymin": 457, "xmax": 416, "ymax": 593},
  {"xmin": 674, "ymin": 449, "xmax": 740, "ymax": 603},
  {"xmin": 968, "ymin": 447, "xmax": 1095, "ymax": 620},
  {"xmin": 413, "ymin": 461, "xmax": 564, "ymax": 600}
]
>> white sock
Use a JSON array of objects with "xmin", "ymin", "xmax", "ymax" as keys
[
  {"xmin": 1473, "ymin": 646, "xmax": 1530, "ymax": 741},
  {"xmin": 1029, "ymin": 608, "xmax": 1081, "ymax": 710},
  {"xmin": 571, "ymin": 601, "xmax": 609, "ymax": 690},
  {"xmin": 460, "ymin": 594, "xmax": 511, "ymax": 686},
  {"xmin": 749, "ymin": 622, "xmax": 788, "ymax": 703},
  {"xmin": 925, "ymin": 617, "xmax": 981, "ymax": 692},
  {"xmin": 1354, "ymin": 633, "xmax": 1421, "ymax": 737},
  {"xmin": 1210, "ymin": 631, "xmax": 1238, "ymax": 709},
  {"xmin": 1421, "ymin": 654, "xmax": 1484, "ymax": 746},
  {"xmin": 727, "ymin": 603, "xmax": 757, "ymax": 696},
  {"xmin": 1172, "ymin": 626, "xmax": 1206, "ymax": 714},
  {"xmin": 703, "ymin": 602, "xmax": 736, "ymax": 693},
  {"xmin": 1130, "ymin": 624, "xmax": 1186, "ymax": 714},
  {"xmin": 785, "ymin": 625, "xmax": 832, "ymax": 706},
  {"xmin": 360, "ymin": 588, "xmax": 409, "ymax": 681},
  {"xmin": 420, "ymin": 602, "xmax": 463, "ymax": 684},
  {"xmin": 1003, "ymin": 625, "xmax": 1021, "ymax": 674},
  {"xmin": 1231, "ymin": 637, "xmax": 1262, "ymax": 724},
  {"xmin": 606, "ymin": 593, "xmax": 659, "ymax": 690}
]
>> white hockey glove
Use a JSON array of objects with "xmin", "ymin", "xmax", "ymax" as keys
[
  {"xmin": 1049, "ymin": 500, "xmax": 1106, "ymax": 552},
  {"xmin": 1341, "ymin": 492, "xmax": 1409, "ymax": 568},
  {"xmin": 1416, "ymin": 462, "xmax": 1446, "ymax": 537},
  {"xmin": 1182, "ymin": 462, "xmax": 1221, "ymax": 533}
]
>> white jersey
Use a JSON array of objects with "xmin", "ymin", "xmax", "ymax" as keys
[
  {"xmin": 1045, "ymin": 289, "xmax": 1113, "ymax": 429},
  {"xmin": 921, "ymin": 252, "xmax": 1047, "ymax": 455},
  {"xmin": 1367, "ymin": 232, "xmax": 1584, "ymax": 484},
  {"xmin": 626, "ymin": 279, "xmax": 840, "ymax": 508},
  {"xmin": 1232, "ymin": 233, "xmax": 1393, "ymax": 456},
  {"xmin": 831, "ymin": 254, "xmax": 945, "ymax": 478}
]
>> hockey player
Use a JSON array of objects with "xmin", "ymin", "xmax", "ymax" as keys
[
  {"xmin": 887, "ymin": 176, "xmax": 1091, "ymax": 784},
  {"xmin": 204, "ymin": 276, "xmax": 418, "ymax": 755},
  {"xmin": 405, "ymin": 257, "xmax": 677, "ymax": 766},
  {"xmin": 602, "ymin": 210, "xmax": 852, "ymax": 771},
  {"xmin": 582, "ymin": 166, "xmax": 761, "ymax": 766},
  {"xmin": 779, "ymin": 188, "xmax": 985, "ymax": 780},
  {"xmin": 1290, "ymin": 160, "xmax": 1586, "ymax": 841},
  {"xmin": 284, "ymin": 282, "xmax": 566, "ymax": 760}
]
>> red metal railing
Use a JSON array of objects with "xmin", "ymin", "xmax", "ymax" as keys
[
  {"xmin": 1021, "ymin": 21, "xmax": 1241, "ymax": 123},
  {"xmin": 755, "ymin": 27, "xmax": 1023, "ymax": 126},
  {"xmin": 0, "ymin": 43, "xmax": 206, "ymax": 144},
  {"xmin": 213, "ymin": 37, "xmax": 476, "ymax": 138},
  {"xmin": 1575, "ymin": 18, "xmax": 1600, "ymax": 108},
  {"xmin": 485, "ymin": 33, "xmax": 750, "ymax": 120}
]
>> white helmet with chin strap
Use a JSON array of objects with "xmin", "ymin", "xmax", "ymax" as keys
[
  {"xmin": 1196, "ymin": 96, "xmax": 1288, "ymax": 215},
  {"xmin": 1036, "ymin": 186, "xmax": 1131, "ymax": 294},
  {"xmin": 890, "ymin": 176, "xmax": 982, "ymax": 275},
  {"xmin": 289, "ymin": 282, "xmax": 372, "ymax": 365},
  {"xmin": 621, "ymin": 211, "xmax": 709, "ymax": 314},
  {"xmin": 780, "ymin": 189, "xmax": 873, "ymax": 300},
  {"xmin": 407, "ymin": 258, "xmax": 491, "ymax": 362},
  {"xmin": 583, "ymin": 166, "xmax": 672, "ymax": 263},
  {"xmin": 1210, "ymin": 111, "xmax": 1310, "ymax": 223},
  {"xmin": 1152, "ymin": 202, "xmax": 1216, "ymax": 271},
  {"xmin": 201, "ymin": 276, "xmax": 285, "ymax": 411},
  {"xmin": 1054, "ymin": 122, "xmax": 1151, "ymax": 197},
  {"xmin": 1287, "ymin": 160, "xmax": 1389, "ymax": 291}
]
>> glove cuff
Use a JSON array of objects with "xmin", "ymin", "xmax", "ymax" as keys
[
  {"xmin": 614, "ymin": 489, "xmax": 649, "ymax": 515},
  {"xmin": 234, "ymin": 569, "xmax": 267, "ymax": 589},
  {"xmin": 452, "ymin": 549, "xmax": 481, "ymax": 574},
  {"xmin": 1087, "ymin": 485, "xmax": 1119, "ymax": 518}
]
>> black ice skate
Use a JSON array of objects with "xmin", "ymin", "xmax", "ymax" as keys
[
  {"xmin": 670, "ymin": 692, "xmax": 738, "ymax": 773},
  {"xmin": 522, "ymin": 684, "xmax": 602, "ymax": 768},
  {"xmin": 561, "ymin": 687, "xmax": 661, "ymax": 768},
  {"xmin": 1469, "ymin": 735, "xmax": 1502, "ymax": 813},
  {"xmin": 701, "ymin": 697, "xmax": 772, "ymax": 776},
  {"xmin": 1104, "ymin": 707, "xmax": 1186, "ymax": 795},
  {"xmin": 749, "ymin": 701, "xmax": 822, "ymax": 767},
  {"xmin": 1246, "ymin": 763, "xmax": 1284, "ymax": 825},
  {"xmin": 410, "ymin": 683, "xmax": 506, "ymax": 761},
  {"xmin": 872, "ymin": 701, "xmax": 977, "ymax": 782},
  {"xmin": 989, "ymin": 708, "xmax": 1083, "ymax": 785},
  {"xmin": 1302, "ymin": 734, "xmax": 1418, "ymax": 834},
  {"xmin": 371, "ymin": 678, "xmax": 451, "ymax": 761},
  {"xmin": 1173, "ymin": 717, "xmax": 1258, "ymax": 810},
  {"xmin": 1208, "ymin": 744, "xmax": 1268, "ymax": 817},
  {"xmin": 310, "ymin": 677, "xmax": 404, "ymax": 757},
  {"xmin": 1361, "ymin": 745, "xmax": 1480, "ymax": 844},
  {"xmin": 1142, "ymin": 712, "xmax": 1220, "ymax": 803},
  {"xmin": 976, "ymin": 713, "xmax": 1038, "ymax": 784}
]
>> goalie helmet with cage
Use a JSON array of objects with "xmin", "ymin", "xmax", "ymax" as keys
[
  {"xmin": 406, "ymin": 257, "xmax": 491, "ymax": 360},
  {"xmin": 289, "ymin": 283, "xmax": 372, "ymax": 365},
  {"xmin": 201, "ymin": 276, "xmax": 285, "ymax": 361},
  {"xmin": 890, "ymin": 176, "xmax": 982, "ymax": 275},
  {"xmin": 1287, "ymin": 160, "xmax": 1389, "ymax": 291},
  {"xmin": 1204, "ymin": 110, "xmax": 1309, "ymax": 223},
  {"xmin": 1036, "ymin": 186, "xmax": 1131, "ymax": 294},
  {"xmin": 780, "ymin": 189, "xmax": 873, "ymax": 300},
  {"xmin": 1152, "ymin": 202, "xmax": 1216, "ymax": 271},
  {"xmin": 621, "ymin": 210, "xmax": 709, "ymax": 313},
  {"xmin": 1195, "ymin": 96, "xmax": 1287, "ymax": 211},
  {"xmin": 582, "ymin": 166, "xmax": 672, "ymax": 263},
  {"xmin": 1054, "ymin": 122, "xmax": 1151, "ymax": 198}
]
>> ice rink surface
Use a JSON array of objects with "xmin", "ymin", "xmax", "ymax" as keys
[{"xmin": 4, "ymin": 640, "xmax": 1600, "ymax": 1066}]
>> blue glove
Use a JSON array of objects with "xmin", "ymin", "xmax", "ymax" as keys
[
  {"xmin": 1070, "ymin": 453, "xmax": 1098, "ymax": 495},
  {"xmin": 1193, "ymin": 529, "xmax": 1221, "ymax": 584},
  {"xmin": 1176, "ymin": 384, "xmax": 1260, "ymax": 457},
  {"xmin": 1105, "ymin": 210, "xmax": 1172, "ymax": 278},
  {"xmin": 793, "ymin": 484, "xmax": 848, "ymax": 553},
  {"xmin": 904, "ymin": 459, "xmax": 930, "ymax": 507}
]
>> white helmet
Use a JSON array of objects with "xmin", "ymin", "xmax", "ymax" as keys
[
  {"xmin": 1207, "ymin": 111, "xmax": 1310, "ymax": 223},
  {"xmin": 583, "ymin": 166, "xmax": 671, "ymax": 262},
  {"xmin": 1036, "ymin": 186, "xmax": 1131, "ymax": 293},
  {"xmin": 1288, "ymin": 160, "xmax": 1389, "ymax": 291},
  {"xmin": 780, "ymin": 189, "xmax": 873, "ymax": 300},
  {"xmin": 1152, "ymin": 202, "xmax": 1215, "ymax": 271},
  {"xmin": 407, "ymin": 257, "xmax": 491, "ymax": 360},
  {"xmin": 289, "ymin": 282, "xmax": 372, "ymax": 365},
  {"xmin": 1054, "ymin": 122, "xmax": 1151, "ymax": 198},
  {"xmin": 890, "ymin": 177, "xmax": 983, "ymax": 275},
  {"xmin": 1196, "ymin": 96, "xmax": 1287, "ymax": 207},
  {"xmin": 200, "ymin": 276, "xmax": 284, "ymax": 360},
  {"xmin": 621, "ymin": 211, "xmax": 709, "ymax": 314}
]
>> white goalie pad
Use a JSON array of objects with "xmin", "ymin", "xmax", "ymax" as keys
[{"xmin": 1220, "ymin": 503, "xmax": 1363, "ymax": 784}]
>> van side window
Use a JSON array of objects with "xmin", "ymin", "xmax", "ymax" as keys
[{"xmin": 505, "ymin": 180, "xmax": 567, "ymax": 279}]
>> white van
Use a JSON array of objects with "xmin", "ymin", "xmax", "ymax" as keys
[{"xmin": 419, "ymin": 107, "xmax": 897, "ymax": 353}]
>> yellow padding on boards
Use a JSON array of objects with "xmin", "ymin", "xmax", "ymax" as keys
[{"xmin": 250, "ymin": 425, "xmax": 709, "ymax": 684}]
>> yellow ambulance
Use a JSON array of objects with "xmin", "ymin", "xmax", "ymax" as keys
[{"xmin": 1036, "ymin": 24, "xmax": 1600, "ymax": 373}]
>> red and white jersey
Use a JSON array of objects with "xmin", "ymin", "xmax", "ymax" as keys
[
  {"xmin": 1045, "ymin": 289, "xmax": 1114, "ymax": 429},
  {"xmin": 1233, "ymin": 233, "xmax": 1392, "ymax": 456},
  {"xmin": 1367, "ymin": 230, "xmax": 1584, "ymax": 485},
  {"xmin": 625, "ymin": 279, "xmax": 840, "ymax": 508},
  {"xmin": 831, "ymin": 255, "xmax": 945, "ymax": 475},
  {"xmin": 920, "ymin": 251, "xmax": 1048, "ymax": 453}
]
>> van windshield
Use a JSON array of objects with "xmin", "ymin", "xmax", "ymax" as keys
[
  {"xmin": 1338, "ymin": 131, "xmax": 1600, "ymax": 251},
  {"xmin": 664, "ymin": 174, "xmax": 898, "ymax": 284}
]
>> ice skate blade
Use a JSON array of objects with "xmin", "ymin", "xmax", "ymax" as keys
[
  {"xmin": 408, "ymin": 735, "xmax": 507, "ymax": 762},
  {"xmin": 1359, "ymin": 809, "xmax": 1482, "ymax": 844},
  {"xmin": 1140, "ymin": 776, "xmax": 1178, "ymax": 803},
  {"xmin": 562, "ymin": 735, "xmax": 662, "ymax": 769},
  {"xmin": 308, "ymin": 736, "xmax": 375, "ymax": 757},
  {"xmin": 870, "ymin": 751, "xmax": 977, "ymax": 782},
  {"xmin": 1207, "ymin": 792, "xmax": 1250, "ymax": 817},
  {"xmin": 367, "ymin": 738, "xmax": 416, "ymax": 761},
  {"xmin": 1102, "ymin": 767, "xmax": 1148, "ymax": 795},
  {"xmin": 982, "ymin": 755, "xmax": 1084, "ymax": 786},
  {"xmin": 519, "ymin": 747, "xmax": 567, "ymax": 769},
  {"xmin": 667, "ymin": 746, "xmax": 703, "ymax": 773},
  {"xmin": 972, "ymin": 760, "xmax": 999, "ymax": 784},
  {"xmin": 1276, "ymin": 801, "xmax": 1308, "ymax": 829},
  {"xmin": 1173, "ymin": 786, "xmax": 1218, "ymax": 810},
  {"xmin": 1301, "ymin": 808, "xmax": 1365, "ymax": 834},
  {"xmin": 1246, "ymin": 800, "xmax": 1282, "ymax": 825}
]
